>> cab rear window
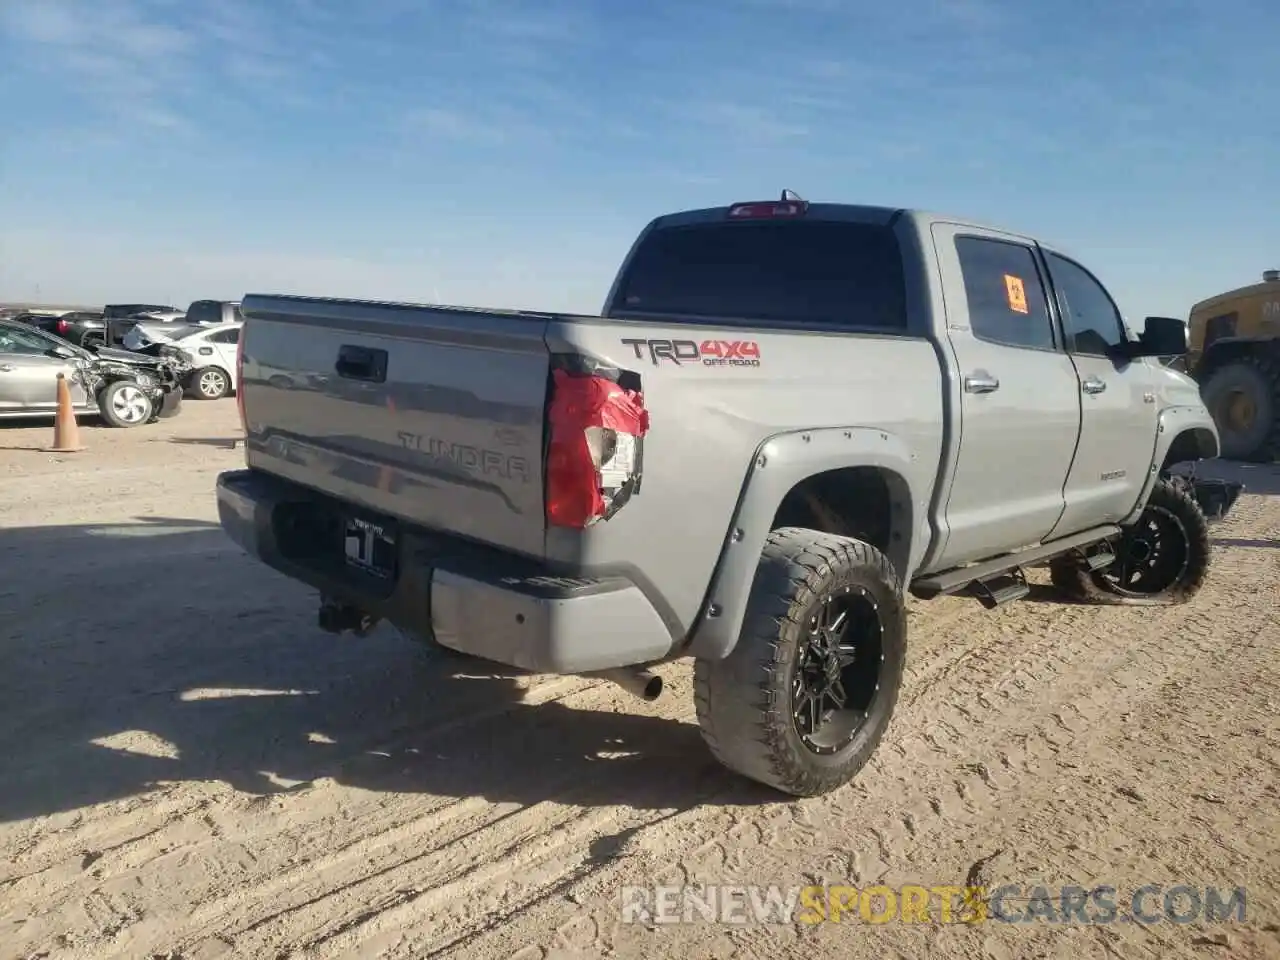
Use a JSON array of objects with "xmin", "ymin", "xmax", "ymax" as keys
[{"xmin": 613, "ymin": 220, "xmax": 907, "ymax": 330}]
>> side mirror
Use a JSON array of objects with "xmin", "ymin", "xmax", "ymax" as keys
[
  {"xmin": 1128, "ymin": 316, "xmax": 1187, "ymax": 358},
  {"xmin": 49, "ymin": 345, "xmax": 76, "ymax": 359}
]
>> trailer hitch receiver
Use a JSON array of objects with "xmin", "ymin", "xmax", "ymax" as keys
[{"xmin": 318, "ymin": 595, "xmax": 381, "ymax": 636}]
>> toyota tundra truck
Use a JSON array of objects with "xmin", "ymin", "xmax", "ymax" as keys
[{"xmin": 216, "ymin": 194, "xmax": 1241, "ymax": 797}]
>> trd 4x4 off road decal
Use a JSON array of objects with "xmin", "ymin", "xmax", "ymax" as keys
[{"xmin": 620, "ymin": 338, "xmax": 761, "ymax": 368}]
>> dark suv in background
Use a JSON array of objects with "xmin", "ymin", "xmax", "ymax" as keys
[
  {"xmin": 101, "ymin": 303, "xmax": 186, "ymax": 346},
  {"xmin": 25, "ymin": 303, "xmax": 181, "ymax": 348},
  {"xmin": 183, "ymin": 300, "xmax": 243, "ymax": 325}
]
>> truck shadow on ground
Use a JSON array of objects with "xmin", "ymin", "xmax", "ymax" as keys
[{"xmin": 0, "ymin": 519, "xmax": 778, "ymax": 825}]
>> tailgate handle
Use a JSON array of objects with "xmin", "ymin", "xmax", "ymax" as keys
[{"xmin": 335, "ymin": 345, "xmax": 388, "ymax": 383}]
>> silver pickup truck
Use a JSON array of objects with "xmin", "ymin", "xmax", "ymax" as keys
[{"xmin": 217, "ymin": 195, "xmax": 1241, "ymax": 797}]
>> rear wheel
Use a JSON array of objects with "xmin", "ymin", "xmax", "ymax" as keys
[
  {"xmin": 1198, "ymin": 353, "xmax": 1280, "ymax": 461},
  {"xmin": 1048, "ymin": 478, "xmax": 1210, "ymax": 605},
  {"xmin": 694, "ymin": 527, "xmax": 906, "ymax": 797},
  {"xmin": 98, "ymin": 380, "xmax": 154, "ymax": 428},
  {"xmin": 191, "ymin": 366, "xmax": 230, "ymax": 400}
]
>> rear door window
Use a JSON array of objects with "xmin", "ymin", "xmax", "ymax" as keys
[
  {"xmin": 613, "ymin": 220, "xmax": 908, "ymax": 330},
  {"xmin": 954, "ymin": 236, "xmax": 1057, "ymax": 351}
]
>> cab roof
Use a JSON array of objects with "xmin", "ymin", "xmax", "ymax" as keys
[{"xmin": 648, "ymin": 200, "xmax": 1050, "ymax": 249}]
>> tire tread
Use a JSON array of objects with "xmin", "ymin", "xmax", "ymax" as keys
[
  {"xmin": 694, "ymin": 527, "xmax": 905, "ymax": 797},
  {"xmin": 1047, "ymin": 478, "xmax": 1211, "ymax": 605}
]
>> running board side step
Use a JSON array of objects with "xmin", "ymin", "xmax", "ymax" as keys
[
  {"xmin": 1083, "ymin": 548, "xmax": 1117, "ymax": 571},
  {"xmin": 969, "ymin": 571, "xmax": 1029, "ymax": 609},
  {"xmin": 910, "ymin": 525, "xmax": 1122, "ymax": 600}
]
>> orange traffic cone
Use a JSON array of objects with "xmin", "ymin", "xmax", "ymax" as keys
[{"xmin": 49, "ymin": 373, "xmax": 85, "ymax": 453}]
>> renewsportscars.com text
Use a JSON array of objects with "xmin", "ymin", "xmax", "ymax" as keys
[{"xmin": 619, "ymin": 883, "xmax": 1248, "ymax": 926}]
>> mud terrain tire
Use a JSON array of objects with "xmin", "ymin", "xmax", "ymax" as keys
[
  {"xmin": 694, "ymin": 527, "xmax": 907, "ymax": 798},
  {"xmin": 1048, "ymin": 478, "xmax": 1211, "ymax": 605}
]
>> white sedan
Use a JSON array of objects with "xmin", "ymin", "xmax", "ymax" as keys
[{"xmin": 124, "ymin": 321, "xmax": 242, "ymax": 400}]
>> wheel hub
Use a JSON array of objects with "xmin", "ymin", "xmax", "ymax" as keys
[
  {"xmin": 1127, "ymin": 538, "xmax": 1154, "ymax": 563},
  {"xmin": 1225, "ymin": 390, "xmax": 1256, "ymax": 431},
  {"xmin": 112, "ymin": 385, "xmax": 149, "ymax": 423},
  {"xmin": 792, "ymin": 585, "xmax": 884, "ymax": 755},
  {"xmin": 1100, "ymin": 504, "xmax": 1191, "ymax": 597},
  {"xmin": 200, "ymin": 371, "xmax": 224, "ymax": 396}
]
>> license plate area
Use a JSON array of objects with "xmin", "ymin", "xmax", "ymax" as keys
[{"xmin": 343, "ymin": 514, "xmax": 398, "ymax": 579}]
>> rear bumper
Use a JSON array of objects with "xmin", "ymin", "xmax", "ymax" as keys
[{"xmin": 216, "ymin": 468, "xmax": 675, "ymax": 674}]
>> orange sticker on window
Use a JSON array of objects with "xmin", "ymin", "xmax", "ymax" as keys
[{"xmin": 1004, "ymin": 274, "xmax": 1028, "ymax": 314}]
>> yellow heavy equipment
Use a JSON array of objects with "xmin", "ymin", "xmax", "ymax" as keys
[{"xmin": 1186, "ymin": 269, "xmax": 1280, "ymax": 461}]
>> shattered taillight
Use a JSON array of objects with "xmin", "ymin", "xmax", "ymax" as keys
[
  {"xmin": 235, "ymin": 330, "xmax": 247, "ymax": 434},
  {"xmin": 545, "ymin": 368, "xmax": 649, "ymax": 529}
]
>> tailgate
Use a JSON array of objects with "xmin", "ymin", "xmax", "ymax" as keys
[{"xmin": 239, "ymin": 295, "xmax": 552, "ymax": 558}]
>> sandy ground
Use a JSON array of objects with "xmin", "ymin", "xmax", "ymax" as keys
[{"xmin": 1, "ymin": 401, "xmax": 1278, "ymax": 960}]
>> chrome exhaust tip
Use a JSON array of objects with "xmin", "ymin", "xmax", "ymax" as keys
[{"xmin": 597, "ymin": 667, "xmax": 664, "ymax": 702}]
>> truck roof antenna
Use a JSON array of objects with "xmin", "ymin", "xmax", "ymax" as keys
[{"xmin": 781, "ymin": 189, "xmax": 805, "ymax": 202}]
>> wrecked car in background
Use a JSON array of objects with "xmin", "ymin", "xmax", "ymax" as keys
[
  {"xmin": 0, "ymin": 319, "xmax": 189, "ymax": 427},
  {"xmin": 124, "ymin": 321, "xmax": 242, "ymax": 399}
]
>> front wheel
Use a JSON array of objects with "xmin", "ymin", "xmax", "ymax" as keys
[
  {"xmin": 694, "ymin": 527, "xmax": 907, "ymax": 798},
  {"xmin": 98, "ymin": 380, "xmax": 155, "ymax": 428},
  {"xmin": 1049, "ymin": 478, "xmax": 1211, "ymax": 605}
]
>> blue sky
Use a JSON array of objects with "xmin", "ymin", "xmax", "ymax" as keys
[{"xmin": 1, "ymin": 0, "xmax": 1275, "ymax": 319}]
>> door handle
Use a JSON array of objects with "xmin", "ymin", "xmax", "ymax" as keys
[
  {"xmin": 0, "ymin": 364, "xmax": 13, "ymax": 373},
  {"xmin": 963, "ymin": 372, "xmax": 1000, "ymax": 394},
  {"xmin": 335, "ymin": 344, "xmax": 388, "ymax": 383},
  {"xmin": 1082, "ymin": 378, "xmax": 1107, "ymax": 394}
]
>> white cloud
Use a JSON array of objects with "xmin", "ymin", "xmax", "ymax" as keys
[
  {"xmin": 2, "ymin": 0, "xmax": 192, "ymax": 130},
  {"xmin": 0, "ymin": 0, "xmax": 320, "ymax": 132}
]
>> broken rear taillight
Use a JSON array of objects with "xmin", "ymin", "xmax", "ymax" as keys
[{"xmin": 545, "ymin": 368, "xmax": 649, "ymax": 529}]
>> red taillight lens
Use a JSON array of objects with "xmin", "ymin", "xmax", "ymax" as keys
[
  {"xmin": 235, "ymin": 332, "xmax": 247, "ymax": 433},
  {"xmin": 56, "ymin": 319, "xmax": 70, "ymax": 335},
  {"xmin": 545, "ymin": 369, "xmax": 649, "ymax": 529}
]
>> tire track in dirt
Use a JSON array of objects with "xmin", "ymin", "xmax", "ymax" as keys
[
  {"xmin": 2, "ymin": 548, "xmax": 1013, "ymax": 958},
  {"xmin": 77, "ymin": 548, "xmax": 1262, "ymax": 957},
  {"xmin": 165, "ymin": 585, "xmax": 1031, "ymax": 957},
  {"xmin": 371, "ymin": 503, "xmax": 1279, "ymax": 960},
  {"xmin": 3, "ymin": 451, "xmax": 1276, "ymax": 960},
  {"xmin": 3, "ymin": 672, "xmax": 603, "ymax": 953}
]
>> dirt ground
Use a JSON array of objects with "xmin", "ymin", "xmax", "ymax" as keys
[{"xmin": 1, "ymin": 401, "xmax": 1278, "ymax": 960}]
